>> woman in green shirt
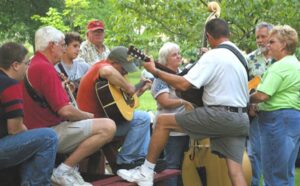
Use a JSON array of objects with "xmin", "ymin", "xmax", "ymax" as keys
[{"xmin": 250, "ymin": 25, "xmax": 300, "ymax": 186}]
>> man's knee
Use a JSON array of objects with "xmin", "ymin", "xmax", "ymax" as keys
[
  {"xmin": 32, "ymin": 128, "xmax": 58, "ymax": 146},
  {"xmin": 134, "ymin": 111, "xmax": 151, "ymax": 125},
  {"xmin": 226, "ymin": 159, "xmax": 244, "ymax": 178},
  {"xmin": 92, "ymin": 118, "xmax": 116, "ymax": 139},
  {"xmin": 156, "ymin": 114, "xmax": 177, "ymax": 129}
]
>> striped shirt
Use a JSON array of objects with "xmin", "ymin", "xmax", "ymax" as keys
[{"xmin": 0, "ymin": 70, "xmax": 23, "ymax": 138}]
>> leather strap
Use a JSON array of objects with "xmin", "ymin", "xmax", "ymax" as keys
[
  {"xmin": 217, "ymin": 44, "xmax": 249, "ymax": 80},
  {"xmin": 23, "ymin": 71, "xmax": 56, "ymax": 114}
]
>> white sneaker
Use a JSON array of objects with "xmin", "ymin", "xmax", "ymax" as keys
[
  {"xmin": 117, "ymin": 167, "xmax": 154, "ymax": 186},
  {"xmin": 71, "ymin": 169, "xmax": 92, "ymax": 186},
  {"xmin": 51, "ymin": 168, "xmax": 92, "ymax": 186}
]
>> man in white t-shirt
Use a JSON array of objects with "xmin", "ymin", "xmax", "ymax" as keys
[{"xmin": 117, "ymin": 18, "xmax": 249, "ymax": 186}]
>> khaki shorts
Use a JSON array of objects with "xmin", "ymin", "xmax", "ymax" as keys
[
  {"xmin": 51, "ymin": 119, "xmax": 93, "ymax": 153},
  {"xmin": 175, "ymin": 106, "xmax": 249, "ymax": 164}
]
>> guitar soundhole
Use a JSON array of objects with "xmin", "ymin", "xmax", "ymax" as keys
[{"xmin": 121, "ymin": 90, "xmax": 134, "ymax": 107}]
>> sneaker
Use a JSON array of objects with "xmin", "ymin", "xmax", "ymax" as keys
[
  {"xmin": 51, "ymin": 168, "xmax": 92, "ymax": 186},
  {"xmin": 71, "ymin": 169, "xmax": 92, "ymax": 186},
  {"xmin": 116, "ymin": 158, "xmax": 167, "ymax": 173},
  {"xmin": 117, "ymin": 166, "xmax": 154, "ymax": 186}
]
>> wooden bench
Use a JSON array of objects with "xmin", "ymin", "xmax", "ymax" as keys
[
  {"xmin": 91, "ymin": 169, "xmax": 181, "ymax": 186},
  {"xmin": 0, "ymin": 165, "xmax": 20, "ymax": 186}
]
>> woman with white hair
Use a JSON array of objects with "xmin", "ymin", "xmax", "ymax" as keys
[
  {"xmin": 151, "ymin": 42, "xmax": 193, "ymax": 186},
  {"xmin": 250, "ymin": 25, "xmax": 300, "ymax": 186}
]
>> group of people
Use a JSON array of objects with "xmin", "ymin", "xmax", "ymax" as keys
[
  {"xmin": 0, "ymin": 17, "xmax": 299, "ymax": 186},
  {"xmin": 0, "ymin": 20, "xmax": 151, "ymax": 186},
  {"xmin": 116, "ymin": 19, "xmax": 300, "ymax": 186}
]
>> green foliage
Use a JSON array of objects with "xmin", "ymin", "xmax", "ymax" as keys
[
  {"xmin": 115, "ymin": 0, "xmax": 209, "ymax": 61},
  {"xmin": 0, "ymin": 0, "xmax": 63, "ymax": 44},
  {"xmin": 221, "ymin": 0, "xmax": 300, "ymax": 52},
  {"xmin": 31, "ymin": 0, "xmax": 91, "ymax": 34},
  {"xmin": 0, "ymin": 0, "xmax": 299, "ymax": 57},
  {"xmin": 32, "ymin": 8, "xmax": 70, "ymax": 32}
]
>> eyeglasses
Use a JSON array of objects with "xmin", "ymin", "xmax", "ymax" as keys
[
  {"xmin": 52, "ymin": 41, "xmax": 67, "ymax": 49},
  {"xmin": 24, "ymin": 59, "xmax": 30, "ymax": 65}
]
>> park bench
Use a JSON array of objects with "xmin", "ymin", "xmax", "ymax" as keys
[{"xmin": 91, "ymin": 169, "xmax": 181, "ymax": 186}]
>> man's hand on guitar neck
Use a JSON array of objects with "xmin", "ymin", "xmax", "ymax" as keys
[
  {"xmin": 135, "ymin": 79, "xmax": 152, "ymax": 97},
  {"xmin": 143, "ymin": 59, "xmax": 157, "ymax": 75}
]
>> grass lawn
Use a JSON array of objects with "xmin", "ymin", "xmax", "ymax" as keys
[
  {"xmin": 296, "ymin": 169, "xmax": 300, "ymax": 185},
  {"xmin": 129, "ymin": 69, "xmax": 300, "ymax": 185}
]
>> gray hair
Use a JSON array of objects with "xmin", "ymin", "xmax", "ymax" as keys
[
  {"xmin": 158, "ymin": 42, "xmax": 180, "ymax": 65},
  {"xmin": 35, "ymin": 26, "xmax": 65, "ymax": 52},
  {"xmin": 256, "ymin": 22, "xmax": 273, "ymax": 32}
]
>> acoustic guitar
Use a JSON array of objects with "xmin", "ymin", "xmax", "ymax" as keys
[
  {"xmin": 128, "ymin": 45, "xmax": 204, "ymax": 107},
  {"xmin": 248, "ymin": 76, "xmax": 261, "ymax": 94},
  {"xmin": 95, "ymin": 78, "xmax": 139, "ymax": 122}
]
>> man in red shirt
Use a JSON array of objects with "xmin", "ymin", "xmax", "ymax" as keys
[
  {"xmin": 22, "ymin": 26, "xmax": 116, "ymax": 186},
  {"xmin": 77, "ymin": 46, "xmax": 152, "ymax": 172}
]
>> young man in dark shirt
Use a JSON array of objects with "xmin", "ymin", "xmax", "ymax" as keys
[{"xmin": 0, "ymin": 42, "xmax": 58, "ymax": 186}]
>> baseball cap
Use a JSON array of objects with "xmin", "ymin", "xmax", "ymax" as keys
[
  {"xmin": 87, "ymin": 20, "xmax": 105, "ymax": 31},
  {"xmin": 108, "ymin": 46, "xmax": 137, "ymax": 73}
]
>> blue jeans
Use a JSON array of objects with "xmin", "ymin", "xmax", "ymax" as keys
[
  {"xmin": 115, "ymin": 110, "xmax": 151, "ymax": 164},
  {"xmin": 0, "ymin": 128, "xmax": 58, "ymax": 186},
  {"xmin": 164, "ymin": 135, "xmax": 189, "ymax": 186},
  {"xmin": 258, "ymin": 109, "xmax": 300, "ymax": 186},
  {"xmin": 248, "ymin": 117, "xmax": 264, "ymax": 186}
]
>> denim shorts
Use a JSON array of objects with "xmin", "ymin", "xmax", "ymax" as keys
[
  {"xmin": 175, "ymin": 106, "xmax": 249, "ymax": 164},
  {"xmin": 51, "ymin": 119, "xmax": 93, "ymax": 153}
]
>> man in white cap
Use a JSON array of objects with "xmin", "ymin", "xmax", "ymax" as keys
[{"xmin": 79, "ymin": 20, "xmax": 110, "ymax": 65}]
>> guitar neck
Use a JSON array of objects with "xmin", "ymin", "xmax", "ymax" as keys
[
  {"xmin": 154, "ymin": 62, "xmax": 176, "ymax": 74},
  {"xmin": 128, "ymin": 45, "xmax": 177, "ymax": 75}
]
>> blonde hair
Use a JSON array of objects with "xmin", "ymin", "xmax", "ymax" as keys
[{"xmin": 270, "ymin": 25, "xmax": 298, "ymax": 54}]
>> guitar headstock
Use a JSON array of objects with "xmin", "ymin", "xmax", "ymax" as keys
[{"xmin": 128, "ymin": 46, "xmax": 151, "ymax": 62}]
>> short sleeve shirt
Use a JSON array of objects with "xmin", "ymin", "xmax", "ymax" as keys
[
  {"xmin": 55, "ymin": 58, "xmax": 90, "ymax": 81},
  {"xmin": 23, "ymin": 52, "xmax": 70, "ymax": 129},
  {"xmin": 247, "ymin": 49, "xmax": 275, "ymax": 79},
  {"xmin": 79, "ymin": 40, "xmax": 110, "ymax": 65},
  {"xmin": 183, "ymin": 41, "xmax": 249, "ymax": 107},
  {"xmin": 76, "ymin": 60, "xmax": 111, "ymax": 118},
  {"xmin": 257, "ymin": 55, "xmax": 300, "ymax": 111},
  {"xmin": 151, "ymin": 78, "xmax": 186, "ymax": 136},
  {"xmin": 0, "ymin": 71, "xmax": 23, "ymax": 138}
]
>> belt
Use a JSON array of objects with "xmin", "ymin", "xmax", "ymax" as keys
[{"xmin": 208, "ymin": 105, "xmax": 247, "ymax": 113}]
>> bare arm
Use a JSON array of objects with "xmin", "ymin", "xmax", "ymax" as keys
[
  {"xmin": 250, "ymin": 91, "xmax": 270, "ymax": 103},
  {"xmin": 157, "ymin": 92, "xmax": 183, "ymax": 109},
  {"xmin": 156, "ymin": 92, "xmax": 194, "ymax": 111},
  {"xmin": 58, "ymin": 104, "xmax": 94, "ymax": 121},
  {"xmin": 7, "ymin": 117, "xmax": 27, "ymax": 135},
  {"xmin": 99, "ymin": 65, "xmax": 135, "ymax": 96},
  {"xmin": 144, "ymin": 60, "xmax": 192, "ymax": 91}
]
